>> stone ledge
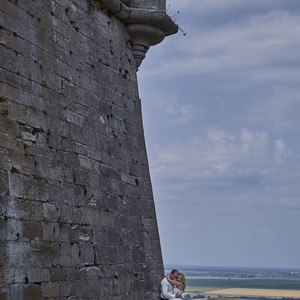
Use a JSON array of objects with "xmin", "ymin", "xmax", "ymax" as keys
[{"xmin": 92, "ymin": 0, "xmax": 178, "ymax": 69}]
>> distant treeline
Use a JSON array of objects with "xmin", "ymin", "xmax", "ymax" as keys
[{"xmin": 186, "ymin": 278, "xmax": 300, "ymax": 291}]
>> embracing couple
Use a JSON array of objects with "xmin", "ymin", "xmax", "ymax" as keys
[{"xmin": 160, "ymin": 269, "xmax": 186, "ymax": 299}]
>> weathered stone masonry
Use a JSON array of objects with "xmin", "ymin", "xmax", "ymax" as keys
[{"xmin": 0, "ymin": 1, "xmax": 177, "ymax": 299}]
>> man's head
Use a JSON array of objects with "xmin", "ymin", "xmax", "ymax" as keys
[{"xmin": 169, "ymin": 269, "xmax": 179, "ymax": 280}]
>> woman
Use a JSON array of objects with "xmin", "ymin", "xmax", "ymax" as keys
[{"xmin": 166, "ymin": 272, "xmax": 186, "ymax": 297}]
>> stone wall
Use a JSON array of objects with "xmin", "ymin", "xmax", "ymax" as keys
[{"xmin": 0, "ymin": 0, "xmax": 177, "ymax": 299}]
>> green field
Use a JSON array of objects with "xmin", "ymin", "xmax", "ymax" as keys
[{"xmin": 185, "ymin": 278, "xmax": 300, "ymax": 293}]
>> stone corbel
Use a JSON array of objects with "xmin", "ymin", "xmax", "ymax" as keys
[
  {"xmin": 124, "ymin": 9, "xmax": 178, "ymax": 69},
  {"xmin": 125, "ymin": 23, "xmax": 164, "ymax": 69},
  {"xmin": 94, "ymin": 0, "xmax": 178, "ymax": 70}
]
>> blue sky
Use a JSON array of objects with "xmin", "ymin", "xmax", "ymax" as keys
[{"xmin": 138, "ymin": 0, "xmax": 300, "ymax": 269}]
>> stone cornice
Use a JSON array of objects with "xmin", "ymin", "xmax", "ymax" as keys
[{"xmin": 93, "ymin": 0, "xmax": 178, "ymax": 69}]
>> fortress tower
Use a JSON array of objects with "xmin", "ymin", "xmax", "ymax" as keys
[{"xmin": 0, "ymin": 0, "xmax": 177, "ymax": 299}]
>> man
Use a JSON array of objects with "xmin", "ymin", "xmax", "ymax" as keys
[{"xmin": 160, "ymin": 269, "xmax": 182, "ymax": 299}]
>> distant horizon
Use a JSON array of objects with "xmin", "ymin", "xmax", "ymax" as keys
[{"xmin": 164, "ymin": 264, "xmax": 300, "ymax": 271}]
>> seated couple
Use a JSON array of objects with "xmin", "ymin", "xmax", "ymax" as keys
[{"xmin": 161, "ymin": 269, "xmax": 186, "ymax": 299}]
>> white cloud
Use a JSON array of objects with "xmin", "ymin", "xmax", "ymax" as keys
[
  {"xmin": 274, "ymin": 139, "xmax": 286, "ymax": 162},
  {"xmin": 247, "ymin": 86, "xmax": 300, "ymax": 131},
  {"xmin": 148, "ymin": 126, "xmax": 300, "ymax": 211},
  {"xmin": 165, "ymin": 102, "xmax": 193, "ymax": 123},
  {"xmin": 148, "ymin": 91, "xmax": 197, "ymax": 123},
  {"xmin": 151, "ymin": 127, "xmax": 271, "ymax": 180},
  {"xmin": 143, "ymin": 9, "xmax": 300, "ymax": 88},
  {"xmin": 240, "ymin": 129, "xmax": 269, "ymax": 155},
  {"xmin": 168, "ymin": 0, "xmax": 274, "ymax": 13}
]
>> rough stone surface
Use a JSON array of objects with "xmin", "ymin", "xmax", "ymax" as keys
[{"xmin": 0, "ymin": 0, "xmax": 170, "ymax": 299}]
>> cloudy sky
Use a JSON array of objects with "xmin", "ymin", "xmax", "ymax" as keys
[{"xmin": 138, "ymin": 0, "xmax": 300, "ymax": 269}]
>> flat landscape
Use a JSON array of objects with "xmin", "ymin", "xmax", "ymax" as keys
[
  {"xmin": 186, "ymin": 278, "xmax": 300, "ymax": 291},
  {"xmin": 205, "ymin": 288, "xmax": 300, "ymax": 298},
  {"xmin": 184, "ymin": 277, "xmax": 300, "ymax": 299},
  {"xmin": 167, "ymin": 265, "xmax": 300, "ymax": 299}
]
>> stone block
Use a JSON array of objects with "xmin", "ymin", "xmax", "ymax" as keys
[
  {"xmin": 24, "ymin": 284, "xmax": 41, "ymax": 300},
  {"xmin": 42, "ymin": 203, "xmax": 58, "ymax": 222},
  {"xmin": 41, "ymin": 222, "xmax": 60, "ymax": 241},
  {"xmin": 29, "ymin": 241, "xmax": 60, "ymax": 267},
  {"xmin": 0, "ymin": 150, "xmax": 10, "ymax": 171},
  {"xmin": 1, "ymin": 218, "xmax": 22, "ymax": 241},
  {"xmin": 3, "ymin": 267, "xmax": 25, "ymax": 284},
  {"xmin": 26, "ymin": 268, "xmax": 50, "ymax": 283},
  {"xmin": 79, "ymin": 243, "xmax": 95, "ymax": 265},
  {"xmin": 23, "ymin": 221, "xmax": 42, "ymax": 241},
  {"xmin": 59, "ymin": 243, "xmax": 80, "ymax": 266},
  {"xmin": 41, "ymin": 282, "xmax": 59, "ymax": 298},
  {"xmin": 94, "ymin": 244, "xmax": 118, "ymax": 264},
  {"xmin": 0, "ymin": 246, "xmax": 6, "ymax": 267},
  {"xmin": 0, "ymin": 288, "xmax": 8, "ymax": 300},
  {"xmin": 6, "ymin": 199, "xmax": 44, "ymax": 222},
  {"xmin": 8, "ymin": 173, "xmax": 49, "ymax": 202},
  {"xmin": 50, "ymin": 266, "xmax": 81, "ymax": 282}
]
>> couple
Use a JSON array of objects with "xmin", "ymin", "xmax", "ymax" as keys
[{"xmin": 160, "ymin": 269, "xmax": 186, "ymax": 299}]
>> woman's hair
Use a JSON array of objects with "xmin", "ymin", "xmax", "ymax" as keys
[{"xmin": 177, "ymin": 272, "xmax": 186, "ymax": 291}]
